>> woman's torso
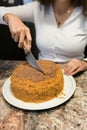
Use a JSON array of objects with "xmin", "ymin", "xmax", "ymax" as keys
[{"xmin": 33, "ymin": 2, "xmax": 87, "ymax": 63}]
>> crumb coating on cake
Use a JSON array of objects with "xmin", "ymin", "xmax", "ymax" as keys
[{"xmin": 11, "ymin": 60, "xmax": 64, "ymax": 102}]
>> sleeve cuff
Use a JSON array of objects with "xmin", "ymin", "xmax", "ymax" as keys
[
  {"xmin": 84, "ymin": 58, "xmax": 87, "ymax": 61},
  {"xmin": 0, "ymin": 8, "xmax": 9, "ymax": 25}
]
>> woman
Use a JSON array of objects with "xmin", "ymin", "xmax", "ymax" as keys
[{"xmin": 0, "ymin": 0, "xmax": 87, "ymax": 75}]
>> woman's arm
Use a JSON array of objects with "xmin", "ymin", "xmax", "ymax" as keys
[
  {"xmin": 3, "ymin": 13, "xmax": 32, "ymax": 53},
  {"xmin": 0, "ymin": 2, "xmax": 39, "ymax": 52},
  {"xmin": 0, "ymin": 2, "xmax": 37, "ymax": 24}
]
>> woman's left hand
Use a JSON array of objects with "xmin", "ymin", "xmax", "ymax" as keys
[{"xmin": 61, "ymin": 59, "xmax": 87, "ymax": 76}]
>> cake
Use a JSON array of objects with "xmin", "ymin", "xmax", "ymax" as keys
[{"xmin": 11, "ymin": 60, "xmax": 64, "ymax": 103}]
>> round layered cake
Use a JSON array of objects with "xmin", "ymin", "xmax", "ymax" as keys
[{"xmin": 11, "ymin": 60, "xmax": 64, "ymax": 103}]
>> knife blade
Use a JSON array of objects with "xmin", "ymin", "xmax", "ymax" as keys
[{"xmin": 25, "ymin": 51, "xmax": 44, "ymax": 73}]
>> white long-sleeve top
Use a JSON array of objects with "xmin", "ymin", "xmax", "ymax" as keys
[{"xmin": 0, "ymin": 1, "xmax": 87, "ymax": 63}]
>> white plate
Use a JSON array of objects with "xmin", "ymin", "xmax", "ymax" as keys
[{"xmin": 2, "ymin": 75, "xmax": 76, "ymax": 110}]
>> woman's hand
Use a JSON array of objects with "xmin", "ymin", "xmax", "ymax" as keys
[
  {"xmin": 3, "ymin": 13, "xmax": 32, "ymax": 53},
  {"xmin": 61, "ymin": 59, "xmax": 87, "ymax": 76}
]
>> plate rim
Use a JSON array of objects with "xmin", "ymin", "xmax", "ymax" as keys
[{"xmin": 2, "ymin": 75, "xmax": 76, "ymax": 110}]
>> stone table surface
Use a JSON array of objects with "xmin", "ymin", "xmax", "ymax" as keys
[{"xmin": 0, "ymin": 60, "xmax": 87, "ymax": 130}]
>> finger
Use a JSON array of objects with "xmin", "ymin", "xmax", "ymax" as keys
[
  {"xmin": 67, "ymin": 59, "xmax": 78, "ymax": 68},
  {"xmin": 23, "ymin": 40, "xmax": 28, "ymax": 54},
  {"xmin": 25, "ymin": 30, "xmax": 32, "ymax": 51},
  {"xmin": 25, "ymin": 40, "xmax": 32, "ymax": 52},
  {"xmin": 61, "ymin": 64, "xmax": 69, "ymax": 74},
  {"xmin": 23, "ymin": 31, "xmax": 32, "ymax": 53},
  {"xmin": 26, "ymin": 41, "xmax": 31, "ymax": 52},
  {"xmin": 70, "ymin": 67, "xmax": 81, "ymax": 76},
  {"xmin": 19, "ymin": 31, "xmax": 25, "ymax": 48},
  {"xmin": 18, "ymin": 42, "xmax": 23, "ymax": 48},
  {"xmin": 67, "ymin": 60, "xmax": 78, "ymax": 69},
  {"xmin": 65, "ymin": 59, "xmax": 80, "ymax": 74},
  {"xmin": 63, "ymin": 65, "xmax": 71, "ymax": 75},
  {"xmin": 11, "ymin": 32, "xmax": 20, "ymax": 43},
  {"xmin": 23, "ymin": 40, "xmax": 31, "ymax": 54},
  {"xmin": 26, "ymin": 29, "xmax": 32, "ymax": 42},
  {"xmin": 14, "ymin": 33, "xmax": 19, "ymax": 42},
  {"xmin": 11, "ymin": 33, "xmax": 15, "ymax": 40},
  {"xmin": 67, "ymin": 62, "xmax": 80, "ymax": 75}
]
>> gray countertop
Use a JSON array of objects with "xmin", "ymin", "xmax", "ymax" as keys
[{"xmin": 0, "ymin": 60, "xmax": 87, "ymax": 130}]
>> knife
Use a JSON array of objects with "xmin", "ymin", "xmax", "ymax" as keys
[{"xmin": 25, "ymin": 51, "xmax": 44, "ymax": 73}]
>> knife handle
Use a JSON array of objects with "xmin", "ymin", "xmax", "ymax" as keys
[{"xmin": 23, "ymin": 41, "xmax": 30, "ymax": 54}]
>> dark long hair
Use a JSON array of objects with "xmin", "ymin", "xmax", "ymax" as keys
[{"xmin": 38, "ymin": 0, "xmax": 87, "ymax": 16}]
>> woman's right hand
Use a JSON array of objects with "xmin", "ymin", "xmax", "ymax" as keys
[{"xmin": 3, "ymin": 13, "xmax": 32, "ymax": 53}]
